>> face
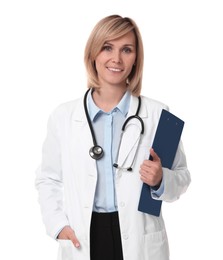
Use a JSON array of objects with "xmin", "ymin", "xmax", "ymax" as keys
[{"xmin": 95, "ymin": 31, "xmax": 136, "ymax": 89}]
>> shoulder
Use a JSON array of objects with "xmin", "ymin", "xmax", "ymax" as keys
[
  {"xmin": 54, "ymin": 98, "xmax": 82, "ymax": 114},
  {"xmin": 48, "ymin": 96, "xmax": 83, "ymax": 122},
  {"xmin": 141, "ymin": 95, "xmax": 169, "ymax": 111}
]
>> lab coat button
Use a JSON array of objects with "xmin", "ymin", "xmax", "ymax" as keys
[
  {"xmin": 120, "ymin": 202, "xmax": 125, "ymax": 207},
  {"xmin": 123, "ymin": 233, "xmax": 129, "ymax": 240}
]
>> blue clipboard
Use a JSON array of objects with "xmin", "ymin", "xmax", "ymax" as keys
[{"xmin": 138, "ymin": 109, "xmax": 184, "ymax": 216}]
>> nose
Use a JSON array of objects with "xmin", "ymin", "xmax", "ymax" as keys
[{"xmin": 112, "ymin": 50, "xmax": 121, "ymax": 64}]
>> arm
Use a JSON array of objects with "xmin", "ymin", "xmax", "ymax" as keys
[
  {"xmin": 35, "ymin": 111, "xmax": 70, "ymax": 239},
  {"xmin": 159, "ymin": 141, "xmax": 191, "ymax": 202},
  {"xmin": 140, "ymin": 142, "xmax": 191, "ymax": 202}
]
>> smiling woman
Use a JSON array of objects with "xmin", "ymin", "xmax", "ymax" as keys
[
  {"xmin": 35, "ymin": 14, "xmax": 191, "ymax": 260},
  {"xmin": 84, "ymin": 15, "xmax": 144, "ymax": 97},
  {"xmin": 92, "ymin": 31, "xmax": 136, "ymax": 111}
]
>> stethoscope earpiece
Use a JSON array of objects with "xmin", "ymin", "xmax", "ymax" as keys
[{"xmin": 89, "ymin": 145, "xmax": 104, "ymax": 160}]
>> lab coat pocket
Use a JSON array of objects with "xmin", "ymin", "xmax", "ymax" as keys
[
  {"xmin": 57, "ymin": 239, "xmax": 86, "ymax": 260},
  {"xmin": 144, "ymin": 229, "xmax": 169, "ymax": 260},
  {"xmin": 57, "ymin": 240, "xmax": 76, "ymax": 260}
]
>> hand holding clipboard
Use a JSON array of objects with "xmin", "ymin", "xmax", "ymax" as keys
[{"xmin": 138, "ymin": 109, "xmax": 185, "ymax": 216}]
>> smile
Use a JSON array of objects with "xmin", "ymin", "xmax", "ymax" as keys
[{"xmin": 107, "ymin": 67, "xmax": 123, "ymax": 72}]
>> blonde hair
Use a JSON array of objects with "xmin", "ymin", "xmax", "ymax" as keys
[{"xmin": 84, "ymin": 14, "xmax": 144, "ymax": 96}]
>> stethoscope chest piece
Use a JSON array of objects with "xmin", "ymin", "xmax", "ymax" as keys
[{"xmin": 89, "ymin": 145, "xmax": 104, "ymax": 160}]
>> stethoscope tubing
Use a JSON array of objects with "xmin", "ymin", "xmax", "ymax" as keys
[
  {"xmin": 84, "ymin": 88, "xmax": 144, "ymax": 164},
  {"xmin": 84, "ymin": 88, "xmax": 98, "ymax": 146}
]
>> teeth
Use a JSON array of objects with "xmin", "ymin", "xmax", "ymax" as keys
[{"xmin": 108, "ymin": 67, "xmax": 122, "ymax": 72}]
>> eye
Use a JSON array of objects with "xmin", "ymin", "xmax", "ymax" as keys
[
  {"xmin": 102, "ymin": 45, "xmax": 112, "ymax": 51},
  {"xmin": 122, "ymin": 47, "xmax": 132, "ymax": 53}
]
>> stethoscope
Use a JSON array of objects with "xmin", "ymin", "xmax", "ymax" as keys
[{"xmin": 84, "ymin": 88, "xmax": 144, "ymax": 171}]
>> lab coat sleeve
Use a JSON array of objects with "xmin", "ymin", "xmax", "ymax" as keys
[
  {"xmin": 156, "ymin": 140, "xmax": 191, "ymax": 202},
  {"xmin": 151, "ymin": 179, "xmax": 165, "ymax": 198},
  {"xmin": 35, "ymin": 111, "xmax": 69, "ymax": 239}
]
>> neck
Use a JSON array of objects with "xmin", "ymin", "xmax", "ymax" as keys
[{"xmin": 92, "ymin": 86, "xmax": 127, "ymax": 112}]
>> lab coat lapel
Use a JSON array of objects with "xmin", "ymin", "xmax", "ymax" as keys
[
  {"xmin": 116, "ymin": 95, "xmax": 147, "ymax": 168},
  {"xmin": 70, "ymin": 97, "xmax": 97, "ymax": 177}
]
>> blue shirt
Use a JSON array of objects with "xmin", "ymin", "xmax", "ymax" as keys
[
  {"xmin": 87, "ymin": 90, "xmax": 164, "ymax": 212},
  {"xmin": 88, "ymin": 90, "xmax": 130, "ymax": 212}
]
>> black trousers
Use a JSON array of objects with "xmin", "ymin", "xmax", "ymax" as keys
[{"xmin": 90, "ymin": 212, "xmax": 124, "ymax": 260}]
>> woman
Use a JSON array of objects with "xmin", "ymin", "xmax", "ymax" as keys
[{"xmin": 35, "ymin": 14, "xmax": 191, "ymax": 260}]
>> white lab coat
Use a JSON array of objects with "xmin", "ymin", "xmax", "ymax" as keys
[{"xmin": 35, "ymin": 94, "xmax": 191, "ymax": 260}]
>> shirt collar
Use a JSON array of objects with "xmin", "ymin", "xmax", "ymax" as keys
[{"xmin": 87, "ymin": 89, "xmax": 131, "ymax": 121}]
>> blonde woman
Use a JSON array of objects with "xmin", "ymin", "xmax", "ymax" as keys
[{"xmin": 36, "ymin": 14, "xmax": 191, "ymax": 260}]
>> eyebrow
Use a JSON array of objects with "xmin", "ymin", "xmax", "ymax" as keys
[{"xmin": 104, "ymin": 42, "xmax": 135, "ymax": 47}]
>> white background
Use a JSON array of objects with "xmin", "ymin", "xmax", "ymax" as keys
[{"xmin": 0, "ymin": 0, "xmax": 223, "ymax": 259}]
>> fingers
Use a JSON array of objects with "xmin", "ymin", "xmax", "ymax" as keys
[
  {"xmin": 150, "ymin": 148, "xmax": 160, "ymax": 162},
  {"xmin": 139, "ymin": 148, "xmax": 162, "ymax": 186},
  {"xmin": 140, "ymin": 165, "xmax": 161, "ymax": 186},
  {"xmin": 69, "ymin": 231, "xmax": 80, "ymax": 248},
  {"xmin": 57, "ymin": 226, "xmax": 80, "ymax": 248}
]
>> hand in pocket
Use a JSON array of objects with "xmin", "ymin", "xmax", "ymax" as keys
[{"xmin": 58, "ymin": 226, "xmax": 81, "ymax": 248}]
